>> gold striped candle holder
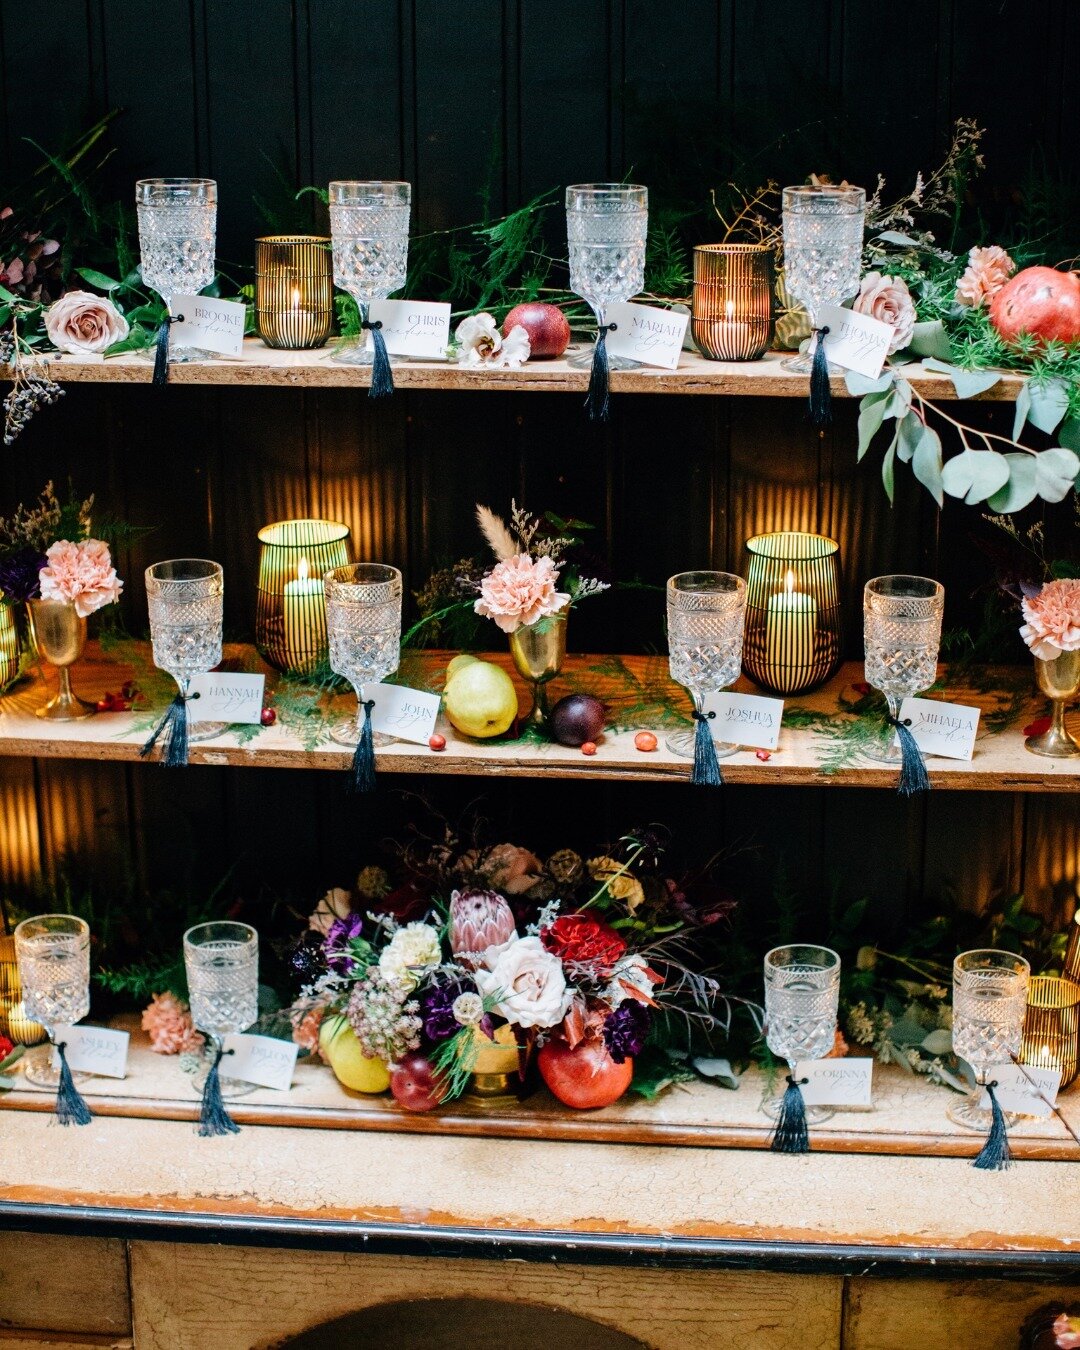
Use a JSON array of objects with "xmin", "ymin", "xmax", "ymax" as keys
[
  {"xmin": 0, "ymin": 935, "xmax": 46, "ymax": 1045},
  {"xmin": 1063, "ymin": 912, "xmax": 1080, "ymax": 986},
  {"xmin": 256, "ymin": 519, "xmax": 351, "ymax": 674},
  {"xmin": 0, "ymin": 603, "xmax": 22, "ymax": 690},
  {"xmin": 692, "ymin": 244, "xmax": 775, "ymax": 361},
  {"xmin": 255, "ymin": 236, "xmax": 334, "ymax": 349},
  {"xmin": 1020, "ymin": 975, "xmax": 1080, "ymax": 1089},
  {"xmin": 743, "ymin": 532, "xmax": 843, "ymax": 695}
]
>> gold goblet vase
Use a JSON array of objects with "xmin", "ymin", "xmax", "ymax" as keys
[
  {"xmin": 1026, "ymin": 651, "xmax": 1080, "ymax": 759},
  {"xmin": 509, "ymin": 613, "xmax": 567, "ymax": 728},
  {"xmin": 27, "ymin": 599, "xmax": 95, "ymax": 721}
]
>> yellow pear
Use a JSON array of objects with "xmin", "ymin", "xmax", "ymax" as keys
[
  {"xmin": 319, "ymin": 1013, "xmax": 390, "ymax": 1094},
  {"xmin": 444, "ymin": 659, "xmax": 518, "ymax": 739},
  {"xmin": 445, "ymin": 653, "xmax": 480, "ymax": 682}
]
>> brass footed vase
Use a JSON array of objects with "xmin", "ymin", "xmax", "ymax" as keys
[
  {"xmin": 27, "ymin": 599, "xmax": 95, "ymax": 721},
  {"xmin": 509, "ymin": 613, "xmax": 567, "ymax": 727},
  {"xmin": 1026, "ymin": 651, "xmax": 1080, "ymax": 758}
]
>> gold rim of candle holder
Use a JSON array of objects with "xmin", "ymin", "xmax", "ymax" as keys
[
  {"xmin": 255, "ymin": 235, "xmax": 334, "ymax": 349},
  {"xmin": 256, "ymin": 519, "xmax": 352, "ymax": 675},
  {"xmin": 0, "ymin": 602, "xmax": 25, "ymax": 691},
  {"xmin": 692, "ymin": 243, "xmax": 775, "ymax": 361},
  {"xmin": 742, "ymin": 531, "xmax": 843, "ymax": 695},
  {"xmin": 1020, "ymin": 975, "xmax": 1080, "ymax": 1089}
]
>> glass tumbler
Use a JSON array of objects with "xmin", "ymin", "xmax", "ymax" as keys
[
  {"xmin": 763, "ymin": 944, "xmax": 841, "ymax": 1126},
  {"xmin": 566, "ymin": 183, "xmax": 648, "ymax": 369},
  {"xmin": 145, "ymin": 560, "xmax": 226, "ymax": 743},
  {"xmin": 949, "ymin": 949, "xmax": 1030, "ymax": 1132},
  {"xmin": 183, "ymin": 921, "xmax": 259, "ymax": 1100},
  {"xmin": 781, "ymin": 185, "xmax": 865, "ymax": 374},
  {"xmin": 863, "ymin": 575, "xmax": 944, "ymax": 763},
  {"xmin": 14, "ymin": 914, "xmax": 91, "ymax": 1088},
  {"xmin": 136, "ymin": 178, "xmax": 217, "ymax": 362},
  {"xmin": 665, "ymin": 571, "xmax": 746, "ymax": 760},
  {"xmin": 328, "ymin": 180, "xmax": 411, "ymax": 365},
  {"xmin": 325, "ymin": 563, "xmax": 402, "ymax": 747}
]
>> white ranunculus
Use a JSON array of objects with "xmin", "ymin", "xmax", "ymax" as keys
[
  {"xmin": 474, "ymin": 935, "xmax": 572, "ymax": 1029},
  {"xmin": 455, "ymin": 311, "xmax": 531, "ymax": 368},
  {"xmin": 44, "ymin": 290, "xmax": 129, "ymax": 354},
  {"xmin": 378, "ymin": 922, "xmax": 442, "ymax": 990}
]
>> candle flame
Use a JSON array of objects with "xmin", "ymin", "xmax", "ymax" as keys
[
  {"xmin": 784, "ymin": 569, "xmax": 795, "ymax": 595},
  {"xmin": 725, "ymin": 299, "xmax": 735, "ymax": 319},
  {"xmin": 290, "ymin": 286, "xmax": 301, "ymax": 310},
  {"xmin": 297, "ymin": 556, "xmax": 310, "ymax": 582}
]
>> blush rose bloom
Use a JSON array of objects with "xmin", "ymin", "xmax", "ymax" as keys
[
  {"xmin": 474, "ymin": 553, "xmax": 570, "ymax": 633},
  {"xmin": 38, "ymin": 539, "xmax": 123, "ymax": 617},
  {"xmin": 475, "ymin": 935, "xmax": 574, "ymax": 1029},
  {"xmin": 1020, "ymin": 579, "xmax": 1080, "ymax": 660},
  {"xmin": 955, "ymin": 245, "xmax": 1015, "ymax": 308},
  {"xmin": 852, "ymin": 272, "xmax": 916, "ymax": 354},
  {"xmin": 44, "ymin": 290, "xmax": 130, "ymax": 354}
]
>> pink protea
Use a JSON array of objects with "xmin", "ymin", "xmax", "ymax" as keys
[
  {"xmin": 141, "ymin": 992, "xmax": 205, "ymax": 1055},
  {"xmin": 1020, "ymin": 579, "xmax": 1080, "ymax": 660},
  {"xmin": 955, "ymin": 245, "xmax": 1015, "ymax": 307},
  {"xmin": 38, "ymin": 538, "xmax": 123, "ymax": 617},
  {"xmin": 449, "ymin": 888, "xmax": 518, "ymax": 969},
  {"xmin": 474, "ymin": 553, "xmax": 569, "ymax": 634}
]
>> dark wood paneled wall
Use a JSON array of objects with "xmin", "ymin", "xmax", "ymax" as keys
[{"xmin": 1, "ymin": 3, "xmax": 1078, "ymax": 937}]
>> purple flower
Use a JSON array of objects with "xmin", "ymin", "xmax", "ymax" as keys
[
  {"xmin": 0, "ymin": 546, "xmax": 46, "ymax": 603},
  {"xmin": 603, "ymin": 1001, "xmax": 650, "ymax": 1063},
  {"xmin": 420, "ymin": 977, "xmax": 490, "ymax": 1044},
  {"xmin": 324, "ymin": 914, "xmax": 364, "ymax": 974}
]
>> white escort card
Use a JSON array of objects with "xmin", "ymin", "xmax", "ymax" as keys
[
  {"xmin": 896, "ymin": 697, "xmax": 980, "ymax": 761},
  {"xmin": 51, "ymin": 1024, "xmax": 129, "ymax": 1078},
  {"xmin": 367, "ymin": 299, "xmax": 451, "ymax": 360},
  {"xmin": 604, "ymin": 301, "xmax": 689, "ymax": 370},
  {"xmin": 796, "ymin": 1057, "xmax": 874, "ymax": 1108},
  {"xmin": 701, "ymin": 691, "xmax": 784, "ymax": 751},
  {"xmin": 188, "ymin": 672, "xmax": 266, "ymax": 725},
  {"xmin": 367, "ymin": 683, "xmax": 442, "ymax": 745},
  {"xmin": 816, "ymin": 303, "xmax": 894, "ymax": 379},
  {"xmin": 222, "ymin": 1033, "xmax": 299, "ymax": 1091},
  {"xmin": 979, "ymin": 1063, "xmax": 1060, "ymax": 1118},
  {"xmin": 170, "ymin": 294, "xmax": 246, "ymax": 357}
]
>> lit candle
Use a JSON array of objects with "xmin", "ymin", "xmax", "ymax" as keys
[
  {"xmin": 765, "ymin": 569, "xmax": 817, "ymax": 682},
  {"xmin": 283, "ymin": 557, "xmax": 326, "ymax": 673},
  {"xmin": 290, "ymin": 285, "xmax": 302, "ymax": 311}
]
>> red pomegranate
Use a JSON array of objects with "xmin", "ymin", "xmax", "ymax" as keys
[
  {"xmin": 537, "ymin": 1035, "xmax": 633, "ymax": 1110},
  {"xmin": 502, "ymin": 302, "xmax": 571, "ymax": 359},
  {"xmin": 989, "ymin": 266, "xmax": 1080, "ymax": 345}
]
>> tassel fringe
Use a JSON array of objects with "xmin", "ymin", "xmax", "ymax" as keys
[
  {"xmin": 152, "ymin": 316, "xmax": 172, "ymax": 386},
  {"xmin": 770, "ymin": 1074, "xmax": 810, "ymax": 1154},
  {"xmin": 348, "ymin": 699, "xmax": 377, "ymax": 794},
  {"xmin": 140, "ymin": 693, "xmax": 189, "ymax": 767},
  {"xmin": 585, "ymin": 323, "xmax": 615, "ymax": 422},
  {"xmin": 808, "ymin": 326, "xmax": 831, "ymax": 428},
  {"xmin": 362, "ymin": 320, "xmax": 394, "ymax": 398},
  {"xmin": 973, "ymin": 1081, "xmax": 1011, "ymax": 1171},
  {"xmin": 54, "ymin": 1041, "xmax": 93, "ymax": 1127},
  {"xmin": 690, "ymin": 709, "xmax": 723, "ymax": 787},
  {"xmin": 198, "ymin": 1045, "xmax": 240, "ymax": 1138},
  {"xmin": 888, "ymin": 715, "xmax": 931, "ymax": 797}
]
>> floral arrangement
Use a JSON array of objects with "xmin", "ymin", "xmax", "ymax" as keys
[
  {"xmin": 0, "ymin": 482, "xmax": 122, "ymax": 614},
  {"xmin": 1020, "ymin": 579, "xmax": 1080, "ymax": 661}
]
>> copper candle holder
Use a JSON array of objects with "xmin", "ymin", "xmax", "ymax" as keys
[
  {"xmin": 255, "ymin": 235, "xmax": 334, "ymax": 349},
  {"xmin": 256, "ymin": 519, "xmax": 351, "ymax": 674},
  {"xmin": 743, "ymin": 531, "xmax": 843, "ymax": 695},
  {"xmin": 692, "ymin": 244, "xmax": 775, "ymax": 361},
  {"xmin": 1020, "ymin": 975, "xmax": 1080, "ymax": 1089},
  {"xmin": 0, "ymin": 934, "xmax": 46, "ymax": 1045}
]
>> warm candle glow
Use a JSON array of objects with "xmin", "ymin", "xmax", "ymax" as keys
[
  {"xmin": 725, "ymin": 299, "xmax": 735, "ymax": 320},
  {"xmin": 297, "ymin": 556, "xmax": 309, "ymax": 582},
  {"xmin": 784, "ymin": 569, "xmax": 795, "ymax": 595},
  {"xmin": 291, "ymin": 285, "xmax": 301, "ymax": 310}
]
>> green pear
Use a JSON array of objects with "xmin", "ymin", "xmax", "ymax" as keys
[{"xmin": 444, "ymin": 659, "xmax": 518, "ymax": 738}]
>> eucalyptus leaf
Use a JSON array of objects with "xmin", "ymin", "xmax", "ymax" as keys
[
  {"xmin": 941, "ymin": 447, "xmax": 1010, "ymax": 504},
  {"xmin": 691, "ymin": 1056, "xmax": 739, "ymax": 1089},
  {"xmin": 1012, "ymin": 381, "xmax": 1032, "ymax": 441},
  {"xmin": 896, "ymin": 411, "xmax": 920, "ymax": 463},
  {"xmin": 845, "ymin": 370, "xmax": 894, "ymax": 397},
  {"xmin": 920, "ymin": 1029, "xmax": 953, "ymax": 1056},
  {"xmin": 886, "ymin": 1042, "xmax": 916, "ymax": 1073},
  {"xmin": 1027, "ymin": 380, "xmax": 1070, "ymax": 435},
  {"xmin": 0, "ymin": 1074, "xmax": 16, "ymax": 1092},
  {"xmin": 920, "ymin": 358, "xmax": 1002, "ymax": 399},
  {"xmin": 857, "ymin": 392, "xmax": 890, "ymax": 461},
  {"xmin": 906, "ymin": 320, "xmax": 951, "ymax": 361},
  {"xmin": 881, "ymin": 430, "xmax": 898, "ymax": 503},
  {"xmin": 986, "ymin": 454, "xmax": 1038, "ymax": 514},
  {"xmin": 1034, "ymin": 447, "xmax": 1080, "ymax": 502},
  {"xmin": 875, "ymin": 230, "xmax": 923, "ymax": 248},
  {"xmin": 911, "ymin": 423, "xmax": 945, "ymax": 507}
]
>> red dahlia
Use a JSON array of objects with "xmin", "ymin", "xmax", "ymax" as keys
[{"xmin": 541, "ymin": 913, "xmax": 627, "ymax": 973}]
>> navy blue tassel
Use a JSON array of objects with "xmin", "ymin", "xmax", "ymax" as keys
[
  {"xmin": 887, "ymin": 714, "xmax": 931, "ymax": 797},
  {"xmin": 690, "ymin": 708, "xmax": 723, "ymax": 786},
  {"xmin": 973, "ymin": 1081, "xmax": 1011, "ymax": 1171},
  {"xmin": 585, "ymin": 322, "xmax": 616, "ymax": 422},
  {"xmin": 152, "ymin": 315, "xmax": 172, "ymax": 387},
  {"xmin": 198, "ymin": 1045, "xmax": 240, "ymax": 1138},
  {"xmin": 770, "ymin": 1073, "xmax": 810, "ymax": 1154},
  {"xmin": 808, "ymin": 325, "xmax": 831, "ymax": 428},
  {"xmin": 54, "ymin": 1040, "xmax": 93, "ymax": 1127},
  {"xmin": 348, "ymin": 698, "xmax": 377, "ymax": 794},
  {"xmin": 362, "ymin": 319, "xmax": 394, "ymax": 399},
  {"xmin": 140, "ymin": 692, "xmax": 189, "ymax": 767}
]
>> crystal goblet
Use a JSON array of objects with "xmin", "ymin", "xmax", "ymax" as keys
[
  {"xmin": 329, "ymin": 181, "xmax": 411, "ymax": 366},
  {"xmin": 325, "ymin": 563, "xmax": 402, "ymax": 747},
  {"xmin": 762, "ymin": 944, "xmax": 841, "ymax": 1126},
  {"xmin": 781, "ymin": 185, "xmax": 865, "ymax": 374},
  {"xmin": 863, "ymin": 575, "xmax": 944, "ymax": 763},
  {"xmin": 949, "ymin": 949, "xmax": 1030, "ymax": 1133},
  {"xmin": 145, "ymin": 560, "xmax": 226, "ymax": 744},
  {"xmin": 183, "ymin": 921, "xmax": 259, "ymax": 1100},
  {"xmin": 566, "ymin": 183, "xmax": 648, "ymax": 370},
  {"xmin": 14, "ymin": 914, "xmax": 91, "ymax": 1088},
  {"xmin": 136, "ymin": 178, "xmax": 217, "ymax": 363},
  {"xmin": 665, "ymin": 571, "xmax": 746, "ymax": 759}
]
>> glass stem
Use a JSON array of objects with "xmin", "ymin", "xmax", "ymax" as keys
[
  {"xmin": 885, "ymin": 693, "xmax": 900, "ymax": 723},
  {"xmin": 594, "ymin": 304, "xmax": 606, "ymax": 340}
]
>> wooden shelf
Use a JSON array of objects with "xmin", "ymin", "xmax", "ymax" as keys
[
  {"xmin": 6, "ymin": 341, "xmax": 1025, "ymax": 398},
  {"xmin": 1, "ymin": 643, "xmax": 1073, "ymax": 790}
]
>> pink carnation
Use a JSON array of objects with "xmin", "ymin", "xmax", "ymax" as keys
[
  {"xmin": 956, "ymin": 245, "xmax": 1015, "ymax": 308},
  {"xmin": 38, "ymin": 538, "xmax": 123, "ymax": 618},
  {"xmin": 474, "ymin": 553, "xmax": 569, "ymax": 634},
  {"xmin": 141, "ymin": 992, "xmax": 205, "ymax": 1055},
  {"xmin": 1020, "ymin": 579, "xmax": 1080, "ymax": 660}
]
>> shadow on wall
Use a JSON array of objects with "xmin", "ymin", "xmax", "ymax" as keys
[{"xmin": 269, "ymin": 1296, "xmax": 649, "ymax": 1350}]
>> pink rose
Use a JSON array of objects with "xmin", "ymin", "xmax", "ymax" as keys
[
  {"xmin": 1020, "ymin": 579, "xmax": 1080, "ymax": 660},
  {"xmin": 956, "ymin": 245, "xmax": 1015, "ymax": 308},
  {"xmin": 38, "ymin": 538, "xmax": 123, "ymax": 617},
  {"xmin": 474, "ymin": 553, "xmax": 569, "ymax": 634},
  {"xmin": 474, "ymin": 936, "xmax": 573, "ymax": 1029},
  {"xmin": 853, "ymin": 272, "xmax": 916, "ymax": 354},
  {"xmin": 44, "ymin": 289, "xmax": 129, "ymax": 354}
]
